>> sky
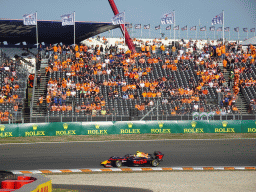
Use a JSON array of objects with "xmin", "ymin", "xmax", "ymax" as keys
[{"xmin": 0, "ymin": 0, "xmax": 255, "ymax": 40}]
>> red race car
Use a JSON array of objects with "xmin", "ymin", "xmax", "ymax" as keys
[{"xmin": 101, "ymin": 151, "xmax": 164, "ymax": 168}]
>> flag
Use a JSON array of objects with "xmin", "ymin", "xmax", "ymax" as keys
[
  {"xmin": 61, "ymin": 13, "xmax": 75, "ymax": 26},
  {"xmin": 155, "ymin": 25, "xmax": 160, "ymax": 30},
  {"xmin": 111, "ymin": 12, "xmax": 124, "ymax": 25},
  {"xmin": 181, "ymin": 26, "xmax": 187, "ymax": 31},
  {"xmin": 200, "ymin": 26, "xmax": 206, "ymax": 31},
  {"xmin": 23, "ymin": 12, "xmax": 37, "ymax": 25},
  {"xmin": 161, "ymin": 12, "xmax": 174, "ymax": 25},
  {"xmin": 174, "ymin": 25, "xmax": 179, "ymax": 30},
  {"xmin": 211, "ymin": 12, "xmax": 223, "ymax": 25},
  {"xmin": 134, "ymin": 24, "xmax": 141, "ymax": 29},
  {"xmin": 217, "ymin": 27, "xmax": 222, "ymax": 31},
  {"xmin": 224, "ymin": 27, "xmax": 230, "ymax": 32},
  {"xmin": 166, "ymin": 25, "xmax": 171, "ymax": 30},
  {"xmin": 251, "ymin": 28, "xmax": 255, "ymax": 32},
  {"xmin": 126, "ymin": 23, "xmax": 132, "ymax": 28},
  {"xmin": 190, "ymin": 26, "xmax": 196, "ymax": 31},
  {"xmin": 234, "ymin": 27, "xmax": 239, "ymax": 32},
  {"xmin": 144, "ymin": 24, "xmax": 150, "ymax": 29},
  {"xmin": 243, "ymin": 28, "xmax": 248, "ymax": 32},
  {"xmin": 209, "ymin": 26, "xmax": 215, "ymax": 31}
]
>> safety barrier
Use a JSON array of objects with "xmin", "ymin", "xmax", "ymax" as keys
[
  {"xmin": 0, "ymin": 120, "xmax": 255, "ymax": 138},
  {"xmin": 0, "ymin": 174, "xmax": 52, "ymax": 192}
]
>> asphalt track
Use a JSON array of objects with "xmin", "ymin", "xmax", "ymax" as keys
[{"xmin": 0, "ymin": 139, "xmax": 255, "ymax": 170}]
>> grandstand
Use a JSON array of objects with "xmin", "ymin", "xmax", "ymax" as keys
[
  {"xmin": 1, "ymin": 33, "xmax": 256, "ymax": 124},
  {"xmin": 24, "ymin": 37, "xmax": 255, "ymax": 123}
]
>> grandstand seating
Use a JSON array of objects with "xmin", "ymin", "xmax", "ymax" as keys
[
  {"xmin": 1, "ymin": 38, "xmax": 255, "ymax": 124},
  {"xmin": 0, "ymin": 49, "xmax": 29, "ymax": 123},
  {"xmin": 41, "ymin": 39, "xmax": 240, "ymax": 120}
]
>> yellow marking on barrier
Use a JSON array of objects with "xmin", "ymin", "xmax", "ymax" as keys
[
  {"xmin": 203, "ymin": 167, "xmax": 214, "ymax": 170},
  {"xmin": 39, "ymin": 170, "xmax": 52, "ymax": 174},
  {"xmin": 141, "ymin": 168, "xmax": 153, "ymax": 171},
  {"xmin": 20, "ymin": 171, "xmax": 32, "ymax": 174},
  {"xmin": 162, "ymin": 168, "xmax": 173, "ymax": 171},
  {"xmin": 224, "ymin": 167, "xmax": 235, "ymax": 170},
  {"xmin": 245, "ymin": 167, "xmax": 255, "ymax": 170},
  {"xmin": 183, "ymin": 167, "xmax": 193, "ymax": 170},
  {"xmin": 80, "ymin": 169, "xmax": 92, "ymax": 172},
  {"xmin": 60, "ymin": 170, "xmax": 72, "ymax": 173},
  {"xmin": 101, "ymin": 169, "xmax": 112, "ymax": 172},
  {"xmin": 121, "ymin": 168, "xmax": 132, "ymax": 171}
]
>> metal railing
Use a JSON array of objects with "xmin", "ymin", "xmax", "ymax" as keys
[{"xmin": 26, "ymin": 113, "xmax": 255, "ymax": 123}]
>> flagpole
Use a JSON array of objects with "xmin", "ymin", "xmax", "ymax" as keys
[
  {"xmin": 196, "ymin": 27, "xmax": 197, "ymax": 40},
  {"xmin": 229, "ymin": 30, "xmax": 230, "ymax": 40},
  {"xmin": 174, "ymin": 10, "xmax": 175, "ymax": 45},
  {"xmin": 160, "ymin": 26, "xmax": 161, "ymax": 38},
  {"xmin": 222, "ymin": 10, "xmax": 224, "ymax": 44},
  {"xmin": 214, "ymin": 29, "xmax": 215, "ymax": 40},
  {"xmin": 187, "ymin": 26, "xmax": 188, "ymax": 40},
  {"xmin": 74, "ymin": 11, "xmax": 75, "ymax": 45},
  {"xmin": 149, "ymin": 26, "xmax": 150, "ymax": 39},
  {"xmin": 179, "ymin": 27, "xmax": 180, "ymax": 39},
  {"xmin": 124, "ymin": 11, "xmax": 125, "ymax": 45},
  {"xmin": 36, "ymin": 11, "xmax": 38, "ymax": 50},
  {"xmin": 199, "ymin": 19, "xmax": 200, "ymax": 39},
  {"xmin": 238, "ymin": 30, "xmax": 239, "ymax": 41},
  {"xmin": 205, "ymin": 27, "xmax": 206, "ymax": 39},
  {"xmin": 141, "ymin": 25, "xmax": 142, "ymax": 39},
  {"xmin": 170, "ymin": 27, "xmax": 171, "ymax": 39},
  {"xmin": 247, "ymin": 30, "xmax": 248, "ymax": 39},
  {"xmin": 131, "ymin": 24, "xmax": 133, "ymax": 38}
]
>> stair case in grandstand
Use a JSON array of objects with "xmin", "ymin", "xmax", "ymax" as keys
[
  {"xmin": 219, "ymin": 62, "xmax": 248, "ymax": 115},
  {"xmin": 31, "ymin": 59, "xmax": 48, "ymax": 117}
]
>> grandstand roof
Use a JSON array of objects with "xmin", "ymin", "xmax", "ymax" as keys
[
  {"xmin": 241, "ymin": 36, "xmax": 256, "ymax": 46},
  {"xmin": 0, "ymin": 19, "xmax": 119, "ymax": 45}
]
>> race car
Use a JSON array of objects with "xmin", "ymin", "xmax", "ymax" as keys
[{"xmin": 101, "ymin": 151, "xmax": 164, "ymax": 168}]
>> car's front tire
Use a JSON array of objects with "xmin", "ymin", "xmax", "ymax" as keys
[
  {"xmin": 151, "ymin": 159, "xmax": 159, "ymax": 167},
  {"xmin": 115, "ymin": 160, "xmax": 122, "ymax": 168}
]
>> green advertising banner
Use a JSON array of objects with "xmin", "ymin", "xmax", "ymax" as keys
[
  {"xmin": 19, "ymin": 123, "xmax": 50, "ymax": 137},
  {"xmin": 206, "ymin": 120, "xmax": 241, "ymax": 133},
  {"xmin": 47, "ymin": 122, "xmax": 82, "ymax": 136},
  {"xmin": 0, "ymin": 124, "xmax": 19, "ymax": 137},
  {"xmin": 241, "ymin": 120, "xmax": 256, "ymax": 133},
  {"xmin": 81, "ymin": 122, "xmax": 115, "ymax": 135},
  {"xmin": 114, "ymin": 121, "xmax": 147, "ymax": 134},
  {"xmin": 0, "ymin": 120, "xmax": 255, "ymax": 138}
]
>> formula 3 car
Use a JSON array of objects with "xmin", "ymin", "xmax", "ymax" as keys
[{"xmin": 101, "ymin": 151, "xmax": 164, "ymax": 168}]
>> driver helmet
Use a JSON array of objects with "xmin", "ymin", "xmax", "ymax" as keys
[{"xmin": 137, "ymin": 151, "xmax": 140, "ymax": 153}]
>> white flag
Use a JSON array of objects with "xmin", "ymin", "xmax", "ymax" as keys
[
  {"xmin": 134, "ymin": 24, "xmax": 141, "ymax": 29},
  {"xmin": 61, "ymin": 13, "xmax": 75, "ymax": 26},
  {"xmin": 161, "ymin": 12, "xmax": 174, "ymax": 25},
  {"xmin": 111, "ymin": 12, "xmax": 124, "ymax": 25},
  {"xmin": 212, "ymin": 12, "xmax": 223, "ymax": 25},
  {"xmin": 23, "ymin": 12, "xmax": 37, "ymax": 25}
]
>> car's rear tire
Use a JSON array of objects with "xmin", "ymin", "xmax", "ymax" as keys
[
  {"xmin": 115, "ymin": 160, "xmax": 122, "ymax": 168},
  {"xmin": 151, "ymin": 159, "xmax": 159, "ymax": 167}
]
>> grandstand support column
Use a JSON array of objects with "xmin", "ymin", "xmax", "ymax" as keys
[
  {"xmin": 108, "ymin": 0, "xmax": 136, "ymax": 52},
  {"xmin": 74, "ymin": 11, "xmax": 76, "ymax": 45},
  {"xmin": 36, "ymin": 11, "xmax": 38, "ymax": 50}
]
